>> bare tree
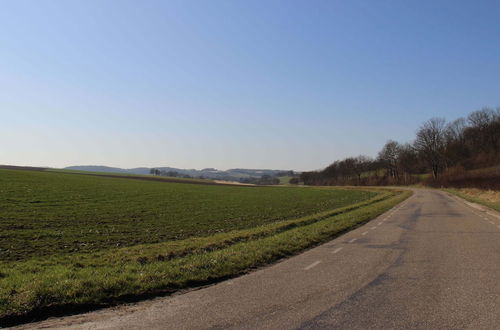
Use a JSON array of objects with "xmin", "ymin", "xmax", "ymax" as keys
[
  {"xmin": 445, "ymin": 118, "xmax": 466, "ymax": 142},
  {"xmin": 352, "ymin": 155, "xmax": 372, "ymax": 185},
  {"xmin": 467, "ymin": 107, "xmax": 497, "ymax": 128},
  {"xmin": 378, "ymin": 140, "xmax": 401, "ymax": 181},
  {"xmin": 414, "ymin": 118, "xmax": 447, "ymax": 179},
  {"xmin": 444, "ymin": 118, "xmax": 468, "ymax": 167},
  {"xmin": 397, "ymin": 143, "xmax": 419, "ymax": 184},
  {"xmin": 465, "ymin": 107, "xmax": 500, "ymax": 155}
]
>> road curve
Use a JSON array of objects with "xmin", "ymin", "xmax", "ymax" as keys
[{"xmin": 16, "ymin": 189, "xmax": 500, "ymax": 329}]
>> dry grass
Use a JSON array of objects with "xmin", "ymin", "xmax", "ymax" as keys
[
  {"xmin": 445, "ymin": 188, "xmax": 500, "ymax": 212},
  {"xmin": 458, "ymin": 188, "xmax": 500, "ymax": 203}
]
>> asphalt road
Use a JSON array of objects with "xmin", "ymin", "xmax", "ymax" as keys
[{"xmin": 17, "ymin": 189, "xmax": 500, "ymax": 329}]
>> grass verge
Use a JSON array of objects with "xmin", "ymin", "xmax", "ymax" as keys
[
  {"xmin": 444, "ymin": 188, "xmax": 500, "ymax": 212},
  {"xmin": 0, "ymin": 189, "xmax": 410, "ymax": 326}
]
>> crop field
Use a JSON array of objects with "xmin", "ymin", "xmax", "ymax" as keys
[
  {"xmin": 0, "ymin": 169, "xmax": 410, "ymax": 324},
  {"xmin": 1, "ymin": 169, "xmax": 375, "ymax": 261},
  {"xmin": 47, "ymin": 168, "xmax": 215, "ymax": 184}
]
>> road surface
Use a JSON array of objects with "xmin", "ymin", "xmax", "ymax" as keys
[{"xmin": 16, "ymin": 189, "xmax": 500, "ymax": 329}]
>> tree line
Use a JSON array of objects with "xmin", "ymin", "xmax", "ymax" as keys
[
  {"xmin": 150, "ymin": 168, "xmax": 194, "ymax": 179},
  {"xmin": 300, "ymin": 107, "xmax": 500, "ymax": 189}
]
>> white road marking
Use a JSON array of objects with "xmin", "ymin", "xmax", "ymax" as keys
[
  {"xmin": 332, "ymin": 247, "xmax": 343, "ymax": 254},
  {"xmin": 362, "ymin": 231, "xmax": 368, "ymax": 236},
  {"xmin": 304, "ymin": 260, "xmax": 321, "ymax": 270},
  {"xmin": 370, "ymin": 226, "xmax": 377, "ymax": 230},
  {"xmin": 490, "ymin": 221, "xmax": 495, "ymax": 225},
  {"xmin": 378, "ymin": 222, "xmax": 383, "ymax": 225},
  {"xmin": 348, "ymin": 238, "xmax": 357, "ymax": 243}
]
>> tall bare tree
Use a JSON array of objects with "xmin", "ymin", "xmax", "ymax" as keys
[
  {"xmin": 378, "ymin": 140, "xmax": 401, "ymax": 181},
  {"xmin": 414, "ymin": 118, "xmax": 447, "ymax": 179},
  {"xmin": 397, "ymin": 143, "xmax": 419, "ymax": 184},
  {"xmin": 444, "ymin": 118, "xmax": 468, "ymax": 167}
]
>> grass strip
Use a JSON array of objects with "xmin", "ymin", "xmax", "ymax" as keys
[
  {"xmin": 444, "ymin": 188, "xmax": 500, "ymax": 212},
  {"xmin": 0, "ymin": 189, "xmax": 410, "ymax": 324}
]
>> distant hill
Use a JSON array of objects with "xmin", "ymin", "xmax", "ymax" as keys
[
  {"xmin": 64, "ymin": 165, "xmax": 295, "ymax": 182},
  {"xmin": 64, "ymin": 166, "xmax": 151, "ymax": 175}
]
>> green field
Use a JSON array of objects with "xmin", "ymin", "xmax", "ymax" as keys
[
  {"xmin": 0, "ymin": 169, "xmax": 410, "ymax": 323},
  {"xmin": 1, "ymin": 169, "xmax": 375, "ymax": 261},
  {"xmin": 47, "ymin": 168, "xmax": 214, "ymax": 184},
  {"xmin": 277, "ymin": 175, "xmax": 293, "ymax": 184}
]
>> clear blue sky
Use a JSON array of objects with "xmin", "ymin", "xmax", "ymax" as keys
[{"xmin": 1, "ymin": 0, "xmax": 499, "ymax": 171}]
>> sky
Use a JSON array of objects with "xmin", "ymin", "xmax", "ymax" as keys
[{"xmin": 1, "ymin": 0, "xmax": 499, "ymax": 171}]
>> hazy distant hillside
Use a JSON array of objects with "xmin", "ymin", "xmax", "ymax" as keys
[
  {"xmin": 64, "ymin": 166, "xmax": 293, "ymax": 181},
  {"xmin": 64, "ymin": 166, "xmax": 151, "ymax": 175}
]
